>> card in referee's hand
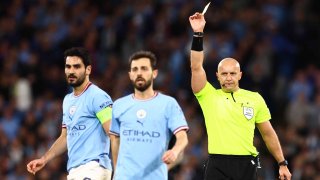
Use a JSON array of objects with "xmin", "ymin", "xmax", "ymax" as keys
[{"xmin": 202, "ymin": 2, "xmax": 211, "ymax": 15}]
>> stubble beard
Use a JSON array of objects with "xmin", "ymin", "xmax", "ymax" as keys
[
  {"xmin": 67, "ymin": 74, "xmax": 86, "ymax": 88},
  {"xmin": 132, "ymin": 78, "xmax": 152, "ymax": 92}
]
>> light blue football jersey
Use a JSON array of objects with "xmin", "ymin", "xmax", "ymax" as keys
[
  {"xmin": 62, "ymin": 83, "xmax": 113, "ymax": 171},
  {"xmin": 110, "ymin": 92, "xmax": 189, "ymax": 180}
]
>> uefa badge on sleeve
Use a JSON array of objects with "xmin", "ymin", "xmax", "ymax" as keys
[{"xmin": 243, "ymin": 106, "xmax": 254, "ymax": 120}]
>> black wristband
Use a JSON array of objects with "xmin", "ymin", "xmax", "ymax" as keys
[
  {"xmin": 191, "ymin": 36, "xmax": 203, "ymax": 51},
  {"xmin": 278, "ymin": 160, "xmax": 288, "ymax": 166},
  {"xmin": 193, "ymin": 32, "xmax": 204, "ymax": 37}
]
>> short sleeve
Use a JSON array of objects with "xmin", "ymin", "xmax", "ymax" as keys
[
  {"xmin": 167, "ymin": 98, "xmax": 189, "ymax": 134},
  {"xmin": 255, "ymin": 93, "xmax": 271, "ymax": 123},
  {"xmin": 110, "ymin": 103, "xmax": 120, "ymax": 136},
  {"xmin": 92, "ymin": 92, "xmax": 113, "ymax": 114},
  {"xmin": 195, "ymin": 82, "xmax": 216, "ymax": 101}
]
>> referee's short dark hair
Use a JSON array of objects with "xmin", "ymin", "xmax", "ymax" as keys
[
  {"xmin": 129, "ymin": 50, "xmax": 157, "ymax": 70},
  {"xmin": 64, "ymin": 47, "xmax": 91, "ymax": 67}
]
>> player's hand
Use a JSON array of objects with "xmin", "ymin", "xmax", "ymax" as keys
[
  {"xmin": 279, "ymin": 166, "xmax": 292, "ymax": 180},
  {"xmin": 26, "ymin": 158, "xmax": 46, "ymax": 175},
  {"xmin": 162, "ymin": 149, "xmax": 178, "ymax": 164},
  {"xmin": 189, "ymin": 12, "xmax": 206, "ymax": 33}
]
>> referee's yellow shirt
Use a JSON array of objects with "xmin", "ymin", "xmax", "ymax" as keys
[{"xmin": 195, "ymin": 82, "xmax": 271, "ymax": 156}]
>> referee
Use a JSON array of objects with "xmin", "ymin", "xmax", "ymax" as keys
[{"xmin": 188, "ymin": 12, "xmax": 292, "ymax": 180}]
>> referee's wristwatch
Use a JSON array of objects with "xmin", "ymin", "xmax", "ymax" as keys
[{"xmin": 278, "ymin": 160, "xmax": 288, "ymax": 166}]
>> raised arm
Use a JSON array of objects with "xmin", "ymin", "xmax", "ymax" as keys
[
  {"xmin": 189, "ymin": 12, "xmax": 207, "ymax": 93},
  {"xmin": 27, "ymin": 128, "xmax": 67, "ymax": 175},
  {"xmin": 256, "ymin": 121, "xmax": 292, "ymax": 180}
]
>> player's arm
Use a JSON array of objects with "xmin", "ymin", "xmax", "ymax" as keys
[
  {"xmin": 96, "ymin": 106, "xmax": 112, "ymax": 136},
  {"xmin": 110, "ymin": 134, "xmax": 120, "ymax": 172},
  {"xmin": 256, "ymin": 121, "xmax": 292, "ymax": 180},
  {"xmin": 27, "ymin": 128, "xmax": 67, "ymax": 175},
  {"xmin": 162, "ymin": 130, "xmax": 188, "ymax": 168},
  {"xmin": 167, "ymin": 151, "xmax": 184, "ymax": 170},
  {"xmin": 189, "ymin": 12, "xmax": 207, "ymax": 93},
  {"xmin": 102, "ymin": 121, "xmax": 111, "ymax": 136}
]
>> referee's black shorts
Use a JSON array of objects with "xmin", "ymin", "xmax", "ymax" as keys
[{"xmin": 203, "ymin": 154, "xmax": 259, "ymax": 180}]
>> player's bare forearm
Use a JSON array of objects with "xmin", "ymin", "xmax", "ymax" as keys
[
  {"xmin": 163, "ymin": 130, "xmax": 188, "ymax": 167},
  {"xmin": 110, "ymin": 135, "xmax": 120, "ymax": 170},
  {"xmin": 43, "ymin": 128, "xmax": 67, "ymax": 162},
  {"xmin": 172, "ymin": 130, "xmax": 188, "ymax": 155},
  {"xmin": 26, "ymin": 129, "xmax": 67, "ymax": 175},
  {"xmin": 167, "ymin": 151, "xmax": 184, "ymax": 170},
  {"xmin": 102, "ymin": 120, "xmax": 111, "ymax": 137}
]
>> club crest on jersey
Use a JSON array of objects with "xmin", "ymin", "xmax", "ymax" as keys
[
  {"xmin": 243, "ymin": 106, "xmax": 254, "ymax": 120},
  {"xmin": 69, "ymin": 105, "xmax": 77, "ymax": 116},
  {"xmin": 136, "ymin": 109, "xmax": 146, "ymax": 126},
  {"xmin": 136, "ymin": 109, "xmax": 146, "ymax": 119}
]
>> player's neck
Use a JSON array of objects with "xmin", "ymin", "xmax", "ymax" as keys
[
  {"xmin": 134, "ymin": 88, "xmax": 156, "ymax": 100},
  {"xmin": 73, "ymin": 79, "xmax": 91, "ymax": 96}
]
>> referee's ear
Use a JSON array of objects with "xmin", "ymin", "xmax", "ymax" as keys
[{"xmin": 238, "ymin": 71, "xmax": 242, "ymax": 80}]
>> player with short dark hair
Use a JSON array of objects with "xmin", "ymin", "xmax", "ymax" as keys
[
  {"xmin": 110, "ymin": 50, "xmax": 189, "ymax": 180},
  {"xmin": 27, "ymin": 47, "xmax": 113, "ymax": 179}
]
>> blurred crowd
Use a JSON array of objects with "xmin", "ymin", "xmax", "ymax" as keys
[{"xmin": 0, "ymin": 0, "xmax": 319, "ymax": 179}]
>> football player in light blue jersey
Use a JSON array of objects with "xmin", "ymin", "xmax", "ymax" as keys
[
  {"xmin": 27, "ymin": 47, "xmax": 113, "ymax": 180},
  {"xmin": 110, "ymin": 50, "xmax": 189, "ymax": 180}
]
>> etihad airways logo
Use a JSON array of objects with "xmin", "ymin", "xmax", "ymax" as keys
[
  {"xmin": 67, "ymin": 124, "xmax": 87, "ymax": 136},
  {"xmin": 67, "ymin": 125, "xmax": 86, "ymax": 131},
  {"xmin": 122, "ymin": 130, "xmax": 160, "ymax": 137},
  {"xmin": 122, "ymin": 129, "xmax": 160, "ymax": 143}
]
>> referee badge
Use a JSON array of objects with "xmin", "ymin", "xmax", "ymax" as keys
[{"xmin": 243, "ymin": 106, "xmax": 254, "ymax": 120}]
